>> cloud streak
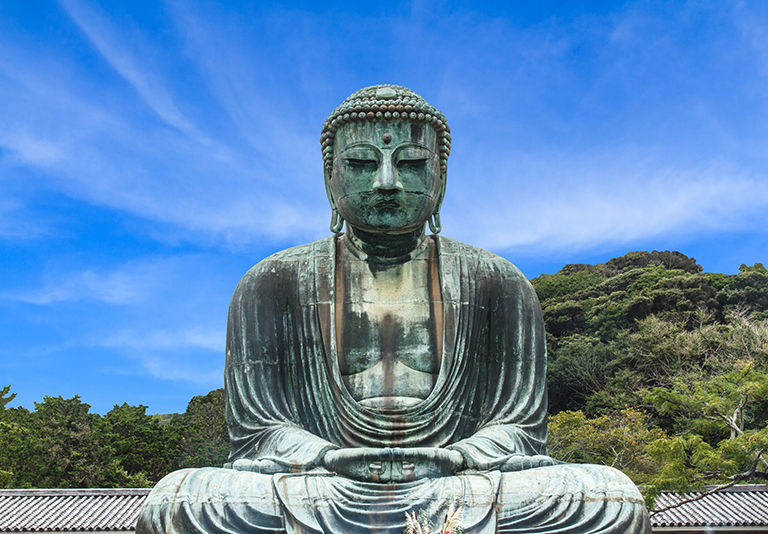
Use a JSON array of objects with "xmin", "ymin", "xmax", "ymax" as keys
[
  {"xmin": 99, "ymin": 325, "xmax": 223, "ymax": 353},
  {"xmin": 3, "ymin": 258, "xmax": 176, "ymax": 305},
  {"xmin": 59, "ymin": 0, "xmax": 197, "ymax": 137},
  {"xmin": 447, "ymin": 153, "xmax": 768, "ymax": 253}
]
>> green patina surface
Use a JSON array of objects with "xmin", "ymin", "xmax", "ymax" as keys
[{"xmin": 136, "ymin": 85, "xmax": 651, "ymax": 534}]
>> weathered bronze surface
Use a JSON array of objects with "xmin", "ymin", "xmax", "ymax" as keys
[{"xmin": 136, "ymin": 85, "xmax": 651, "ymax": 533}]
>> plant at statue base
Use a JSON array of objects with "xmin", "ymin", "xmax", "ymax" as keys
[{"xmin": 404, "ymin": 501, "xmax": 463, "ymax": 534}]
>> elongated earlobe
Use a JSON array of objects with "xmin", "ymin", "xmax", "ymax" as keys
[
  {"xmin": 330, "ymin": 208, "xmax": 344, "ymax": 234},
  {"xmin": 428, "ymin": 211, "xmax": 441, "ymax": 234}
]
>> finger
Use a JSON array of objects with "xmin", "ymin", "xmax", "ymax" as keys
[
  {"xmin": 232, "ymin": 459, "xmax": 254, "ymax": 471},
  {"xmin": 363, "ymin": 448, "xmax": 390, "ymax": 463},
  {"xmin": 257, "ymin": 459, "xmax": 285, "ymax": 474},
  {"xmin": 448, "ymin": 451, "xmax": 465, "ymax": 470}
]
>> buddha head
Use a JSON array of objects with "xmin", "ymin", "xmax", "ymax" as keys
[{"xmin": 321, "ymin": 85, "xmax": 451, "ymax": 235}]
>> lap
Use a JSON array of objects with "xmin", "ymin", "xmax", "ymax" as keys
[
  {"xmin": 136, "ymin": 468, "xmax": 285, "ymax": 534},
  {"xmin": 499, "ymin": 463, "xmax": 643, "ymax": 501},
  {"xmin": 498, "ymin": 464, "xmax": 650, "ymax": 534},
  {"xmin": 136, "ymin": 464, "xmax": 650, "ymax": 534}
]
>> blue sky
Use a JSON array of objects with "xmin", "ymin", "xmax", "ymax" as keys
[{"xmin": 1, "ymin": 1, "xmax": 767, "ymax": 414}]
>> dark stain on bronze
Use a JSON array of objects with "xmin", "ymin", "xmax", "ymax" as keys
[
  {"xmin": 428, "ymin": 235, "xmax": 443, "ymax": 372},
  {"xmin": 410, "ymin": 122, "xmax": 423, "ymax": 143}
]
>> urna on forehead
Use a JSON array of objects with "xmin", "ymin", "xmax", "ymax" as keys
[
  {"xmin": 320, "ymin": 84, "xmax": 452, "ymax": 173},
  {"xmin": 333, "ymin": 120, "xmax": 438, "ymax": 151}
]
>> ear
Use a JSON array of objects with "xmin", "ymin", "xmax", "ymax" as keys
[
  {"xmin": 428, "ymin": 169, "xmax": 446, "ymax": 234},
  {"xmin": 324, "ymin": 167, "xmax": 337, "ymax": 211},
  {"xmin": 435, "ymin": 168, "xmax": 447, "ymax": 214},
  {"xmin": 325, "ymin": 167, "xmax": 344, "ymax": 234}
]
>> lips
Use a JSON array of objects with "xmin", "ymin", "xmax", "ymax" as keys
[
  {"xmin": 359, "ymin": 192, "xmax": 403, "ymax": 210},
  {"xmin": 372, "ymin": 197, "xmax": 402, "ymax": 210}
]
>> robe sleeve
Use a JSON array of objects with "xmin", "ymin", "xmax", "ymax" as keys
[
  {"xmin": 445, "ymin": 254, "xmax": 550, "ymax": 471},
  {"xmin": 224, "ymin": 253, "xmax": 338, "ymax": 471}
]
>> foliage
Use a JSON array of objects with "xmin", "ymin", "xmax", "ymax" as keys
[
  {"xmin": 102, "ymin": 403, "xmax": 179, "ymax": 484},
  {"xmin": 169, "ymin": 388, "xmax": 229, "ymax": 469},
  {"xmin": 15, "ymin": 395, "xmax": 127, "ymax": 488},
  {"xmin": 534, "ymin": 252, "xmax": 768, "ymax": 503},
  {"xmin": 1, "ymin": 384, "xmax": 16, "ymax": 409},
  {"xmin": 533, "ymin": 252, "xmax": 768, "ymax": 414},
  {"xmin": 641, "ymin": 360, "xmax": 768, "ymax": 494},
  {"xmin": 548, "ymin": 408, "xmax": 666, "ymax": 485},
  {"xmin": 0, "ymin": 386, "xmax": 229, "ymax": 488},
  {"xmin": 0, "ymin": 386, "xmax": 26, "ymax": 488}
]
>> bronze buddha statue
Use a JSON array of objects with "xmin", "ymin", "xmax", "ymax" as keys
[{"xmin": 137, "ymin": 84, "xmax": 650, "ymax": 534}]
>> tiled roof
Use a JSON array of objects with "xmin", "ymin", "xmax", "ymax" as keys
[
  {"xmin": 651, "ymin": 484, "xmax": 768, "ymax": 528},
  {"xmin": 0, "ymin": 488, "xmax": 150, "ymax": 532},
  {"xmin": 2, "ymin": 485, "xmax": 768, "ymax": 531}
]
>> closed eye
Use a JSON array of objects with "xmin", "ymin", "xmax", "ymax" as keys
[
  {"xmin": 396, "ymin": 158, "xmax": 427, "ymax": 169},
  {"xmin": 346, "ymin": 158, "xmax": 378, "ymax": 168}
]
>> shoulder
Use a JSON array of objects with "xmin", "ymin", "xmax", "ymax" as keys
[
  {"xmin": 437, "ymin": 236, "xmax": 541, "ymax": 312},
  {"xmin": 232, "ymin": 237, "xmax": 335, "ymax": 297},
  {"xmin": 436, "ymin": 236, "xmax": 529, "ymax": 285}
]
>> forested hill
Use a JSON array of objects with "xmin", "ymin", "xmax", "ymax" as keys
[
  {"xmin": 2, "ymin": 251, "xmax": 768, "ymax": 503},
  {"xmin": 533, "ymin": 251, "xmax": 768, "ymax": 501},
  {"xmin": 532, "ymin": 251, "xmax": 768, "ymax": 414}
]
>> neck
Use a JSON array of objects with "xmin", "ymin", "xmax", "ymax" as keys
[{"xmin": 347, "ymin": 226, "xmax": 426, "ymax": 259}]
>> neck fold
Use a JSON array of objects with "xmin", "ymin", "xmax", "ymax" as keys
[{"xmin": 346, "ymin": 226, "xmax": 426, "ymax": 261}]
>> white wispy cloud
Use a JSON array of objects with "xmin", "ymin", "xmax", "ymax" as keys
[
  {"xmin": 4, "ymin": 259, "xmax": 173, "ymax": 305},
  {"xmin": 99, "ymin": 325, "xmax": 223, "ymax": 353},
  {"xmin": 59, "ymin": 0, "xmax": 197, "ymax": 137},
  {"xmin": 139, "ymin": 355, "xmax": 222, "ymax": 385},
  {"xmin": 0, "ymin": 4, "xmax": 328, "ymax": 247},
  {"xmin": 447, "ymin": 149, "xmax": 768, "ymax": 252},
  {"xmin": 99, "ymin": 326, "xmax": 224, "ymax": 385}
]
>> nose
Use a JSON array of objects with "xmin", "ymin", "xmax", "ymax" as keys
[{"xmin": 372, "ymin": 157, "xmax": 403, "ymax": 193}]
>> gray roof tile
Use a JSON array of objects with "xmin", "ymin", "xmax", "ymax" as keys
[
  {"xmin": 652, "ymin": 484, "xmax": 768, "ymax": 527},
  {"xmin": 3, "ymin": 484, "xmax": 768, "ymax": 530},
  {"xmin": 0, "ymin": 489, "xmax": 150, "ymax": 532}
]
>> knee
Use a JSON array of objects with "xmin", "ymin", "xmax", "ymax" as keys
[
  {"xmin": 137, "ymin": 468, "xmax": 283, "ymax": 534},
  {"xmin": 567, "ymin": 464, "xmax": 644, "ymax": 499},
  {"xmin": 497, "ymin": 465, "xmax": 650, "ymax": 533},
  {"xmin": 148, "ymin": 467, "xmax": 278, "ymax": 503},
  {"xmin": 499, "ymin": 463, "xmax": 643, "ymax": 502},
  {"xmin": 150, "ymin": 467, "xmax": 199, "ymax": 495}
]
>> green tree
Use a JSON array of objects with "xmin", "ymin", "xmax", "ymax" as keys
[
  {"xmin": 646, "ymin": 359, "xmax": 768, "ymax": 467},
  {"xmin": 170, "ymin": 389, "xmax": 229, "ymax": 468},
  {"xmin": 0, "ymin": 385, "xmax": 16, "ymax": 409},
  {"xmin": 548, "ymin": 408, "xmax": 666, "ymax": 488},
  {"xmin": 19, "ymin": 396, "xmax": 125, "ymax": 488},
  {"xmin": 547, "ymin": 335, "xmax": 612, "ymax": 411},
  {"xmin": 102, "ymin": 403, "xmax": 179, "ymax": 485},
  {"xmin": 0, "ymin": 385, "xmax": 24, "ymax": 487}
]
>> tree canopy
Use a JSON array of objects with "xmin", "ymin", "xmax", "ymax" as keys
[
  {"xmin": 536, "ymin": 252, "xmax": 768, "ymax": 505},
  {"xmin": 0, "ymin": 387, "xmax": 226, "ymax": 488}
]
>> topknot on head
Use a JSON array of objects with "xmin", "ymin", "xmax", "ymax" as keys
[{"xmin": 320, "ymin": 84, "xmax": 452, "ymax": 174}]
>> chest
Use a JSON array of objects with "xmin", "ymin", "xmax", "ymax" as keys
[{"xmin": 337, "ymin": 252, "xmax": 440, "ymax": 375}]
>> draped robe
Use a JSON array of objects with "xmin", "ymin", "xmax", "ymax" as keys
[{"xmin": 137, "ymin": 236, "xmax": 650, "ymax": 534}]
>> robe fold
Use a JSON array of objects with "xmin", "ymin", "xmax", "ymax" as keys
[
  {"xmin": 136, "ymin": 235, "xmax": 650, "ymax": 534},
  {"xmin": 226, "ymin": 235, "xmax": 547, "ymax": 467}
]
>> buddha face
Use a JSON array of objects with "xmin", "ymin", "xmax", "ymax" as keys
[{"xmin": 330, "ymin": 120, "xmax": 441, "ymax": 234}]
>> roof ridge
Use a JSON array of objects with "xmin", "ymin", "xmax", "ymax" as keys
[{"xmin": 0, "ymin": 488, "xmax": 152, "ymax": 496}]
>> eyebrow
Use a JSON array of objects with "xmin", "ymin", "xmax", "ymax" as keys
[
  {"xmin": 340, "ymin": 144, "xmax": 380, "ymax": 156},
  {"xmin": 342, "ymin": 142, "xmax": 378, "ymax": 149},
  {"xmin": 393, "ymin": 143, "xmax": 435, "ymax": 153}
]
